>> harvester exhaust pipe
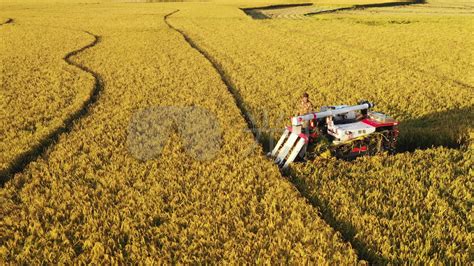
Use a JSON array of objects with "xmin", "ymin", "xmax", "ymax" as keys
[{"xmin": 269, "ymin": 102, "xmax": 374, "ymax": 168}]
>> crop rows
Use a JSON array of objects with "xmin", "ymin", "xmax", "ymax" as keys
[{"xmin": 1, "ymin": 5, "xmax": 357, "ymax": 264}]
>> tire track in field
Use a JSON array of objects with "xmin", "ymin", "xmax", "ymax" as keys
[
  {"xmin": 0, "ymin": 18, "xmax": 14, "ymax": 26},
  {"xmin": 164, "ymin": 10, "xmax": 374, "ymax": 263},
  {"xmin": 1, "ymin": 30, "xmax": 103, "ymax": 186},
  {"xmin": 286, "ymin": 171, "xmax": 386, "ymax": 263},
  {"xmin": 164, "ymin": 10, "xmax": 260, "ymax": 141}
]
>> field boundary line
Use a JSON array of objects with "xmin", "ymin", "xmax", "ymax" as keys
[
  {"xmin": 1, "ymin": 30, "xmax": 104, "ymax": 187},
  {"xmin": 305, "ymin": 0, "xmax": 425, "ymax": 16},
  {"xmin": 164, "ymin": 10, "xmax": 373, "ymax": 263},
  {"xmin": 240, "ymin": 3, "xmax": 313, "ymax": 19},
  {"xmin": 240, "ymin": 0, "xmax": 425, "ymax": 19}
]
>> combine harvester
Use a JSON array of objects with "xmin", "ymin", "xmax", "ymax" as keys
[{"xmin": 269, "ymin": 101, "xmax": 399, "ymax": 168}]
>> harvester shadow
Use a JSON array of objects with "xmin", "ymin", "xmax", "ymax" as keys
[
  {"xmin": 397, "ymin": 106, "xmax": 472, "ymax": 152},
  {"xmin": 0, "ymin": 31, "xmax": 103, "ymax": 187}
]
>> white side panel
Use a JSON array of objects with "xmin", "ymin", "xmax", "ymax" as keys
[
  {"xmin": 271, "ymin": 129, "xmax": 289, "ymax": 157},
  {"xmin": 283, "ymin": 138, "xmax": 306, "ymax": 168},
  {"xmin": 275, "ymin": 133, "xmax": 298, "ymax": 164}
]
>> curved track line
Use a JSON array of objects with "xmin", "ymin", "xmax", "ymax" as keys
[
  {"xmin": 164, "ymin": 10, "xmax": 260, "ymax": 141},
  {"xmin": 0, "ymin": 18, "xmax": 14, "ymax": 26},
  {"xmin": 164, "ymin": 10, "xmax": 374, "ymax": 263},
  {"xmin": 1, "ymin": 30, "xmax": 103, "ymax": 186}
]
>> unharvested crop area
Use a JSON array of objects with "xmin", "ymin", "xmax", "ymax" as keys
[
  {"xmin": 1, "ymin": 0, "xmax": 472, "ymax": 264},
  {"xmin": 0, "ymin": 24, "xmax": 95, "ymax": 181}
]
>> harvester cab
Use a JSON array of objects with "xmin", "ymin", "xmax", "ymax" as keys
[{"xmin": 268, "ymin": 101, "xmax": 398, "ymax": 168}]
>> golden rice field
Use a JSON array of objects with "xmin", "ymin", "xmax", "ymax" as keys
[{"xmin": 1, "ymin": 0, "xmax": 473, "ymax": 264}]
